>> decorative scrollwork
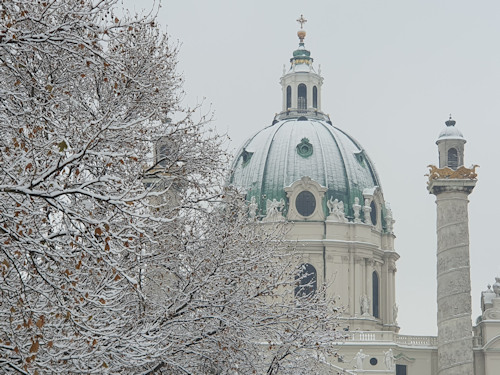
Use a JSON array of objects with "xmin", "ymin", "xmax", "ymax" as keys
[
  {"xmin": 426, "ymin": 164, "xmax": 479, "ymax": 183},
  {"xmin": 296, "ymin": 138, "xmax": 313, "ymax": 158}
]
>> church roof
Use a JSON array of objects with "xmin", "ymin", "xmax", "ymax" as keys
[{"xmin": 229, "ymin": 117, "xmax": 381, "ymax": 217}]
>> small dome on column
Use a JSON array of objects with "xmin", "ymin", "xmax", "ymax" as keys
[
  {"xmin": 437, "ymin": 115, "xmax": 465, "ymax": 141},
  {"xmin": 436, "ymin": 115, "xmax": 466, "ymax": 170}
]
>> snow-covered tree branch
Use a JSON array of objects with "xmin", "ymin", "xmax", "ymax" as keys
[{"xmin": 0, "ymin": 1, "xmax": 342, "ymax": 374}]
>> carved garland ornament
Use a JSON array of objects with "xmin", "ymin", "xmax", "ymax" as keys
[{"xmin": 426, "ymin": 164, "xmax": 479, "ymax": 183}]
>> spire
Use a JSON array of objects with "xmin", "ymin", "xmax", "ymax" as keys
[
  {"xmin": 296, "ymin": 14, "xmax": 307, "ymax": 44},
  {"xmin": 290, "ymin": 14, "xmax": 312, "ymax": 66}
]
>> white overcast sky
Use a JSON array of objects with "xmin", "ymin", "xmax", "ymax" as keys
[{"xmin": 123, "ymin": 0, "xmax": 500, "ymax": 336}]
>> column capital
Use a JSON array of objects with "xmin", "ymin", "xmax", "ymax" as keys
[{"xmin": 428, "ymin": 178, "xmax": 476, "ymax": 196}]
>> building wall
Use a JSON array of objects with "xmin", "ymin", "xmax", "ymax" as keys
[{"xmin": 285, "ymin": 218, "xmax": 398, "ymax": 332}]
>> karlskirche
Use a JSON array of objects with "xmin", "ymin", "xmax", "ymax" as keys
[{"xmin": 229, "ymin": 16, "xmax": 500, "ymax": 375}]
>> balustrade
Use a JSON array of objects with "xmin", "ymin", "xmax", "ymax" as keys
[{"xmin": 347, "ymin": 331, "xmax": 438, "ymax": 347}]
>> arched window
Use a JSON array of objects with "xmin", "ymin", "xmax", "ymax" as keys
[
  {"xmin": 297, "ymin": 83, "xmax": 307, "ymax": 111},
  {"xmin": 313, "ymin": 86, "xmax": 318, "ymax": 108},
  {"xmin": 372, "ymin": 271, "xmax": 380, "ymax": 318},
  {"xmin": 286, "ymin": 86, "xmax": 292, "ymax": 110},
  {"xmin": 295, "ymin": 263, "xmax": 317, "ymax": 297},
  {"xmin": 448, "ymin": 148, "xmax": 458, "ymax": 170},
  {"xmin": 157, "ymin": 143, "xmax": 168, "ymax": 167},
  {"xmin": 156, "ymin": 137, "xmax": 179, "ymax": 168}
]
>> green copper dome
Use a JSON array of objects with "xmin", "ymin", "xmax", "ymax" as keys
[
  {"xmin": 229, "ymin": 118, "xmax": 382, "ymax": 219},
  {"xmin": 229, "ymin": 19, "xmax": 385, "ymax": 223}
]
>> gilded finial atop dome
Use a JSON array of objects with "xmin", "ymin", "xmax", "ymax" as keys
[
  {"xmin": 288, "ymin": 15, "xmax": 314, "ymax": 68},
  {"xmin": 296, "ymin": 14, "xmax": 307, "ymax": 43}
]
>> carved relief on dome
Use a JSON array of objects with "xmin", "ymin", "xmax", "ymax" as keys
[
  {"xmin": 262, "ymin": 198, "xmax": 285, "ymax": 222},
  {"xmin": 326, "ymin": 197, "xmax": 347, "ymax": 222},
  {"xmin": 296, "ymin": 137, "xmax": 313, "ymax": 158}
]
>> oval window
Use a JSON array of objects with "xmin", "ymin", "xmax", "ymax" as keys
[{"xmin": 296, "ymin": 191, "xmax": 316, "ymax": 217}]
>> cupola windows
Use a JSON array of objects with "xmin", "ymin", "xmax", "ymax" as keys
[
  {"xmin": 448, "ymin": 148, "xmax": 458, "ymax": 170},
  {"xmin": 279, "ymin": 24, "xmax": 324, "ymax": 115},
  {"xmin": 298, "ymin": 83, "xmax": 307, "ymax": 111},
  {"xmin": 286, "ymin": 86, "xmax": 292, "ymax": 110}
]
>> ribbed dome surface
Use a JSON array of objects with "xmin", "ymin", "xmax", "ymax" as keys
[{"xmin": 229, "ymin": 118, "xmax": 381, "ymax": 217}]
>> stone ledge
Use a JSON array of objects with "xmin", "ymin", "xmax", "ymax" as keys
[{"xmin": 428, "ymin": 178, "xmax": 476, "ymax": 195}]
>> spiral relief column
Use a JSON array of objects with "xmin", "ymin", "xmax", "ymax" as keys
[{"xmin": 427, "ymin": 117, "xmax": 477, "ymax": 375}]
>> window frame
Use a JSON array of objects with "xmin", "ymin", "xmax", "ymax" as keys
[{"xmin": 295, "ymin": 263, "xmax": 317, "ymax": 298}]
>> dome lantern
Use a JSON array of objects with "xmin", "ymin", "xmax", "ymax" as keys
[{"xmin": 278, "ymin": 15, "xmax": 325, "ymax": 121}]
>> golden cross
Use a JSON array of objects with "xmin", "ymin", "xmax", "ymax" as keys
[{"xmin": 297, "ymin": 14, "xmax": 307, "ymax": 29}]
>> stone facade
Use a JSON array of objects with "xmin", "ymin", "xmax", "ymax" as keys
[{"xmin": 229, "ymin": 18, "xmax": 500, "ymax": 374}]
